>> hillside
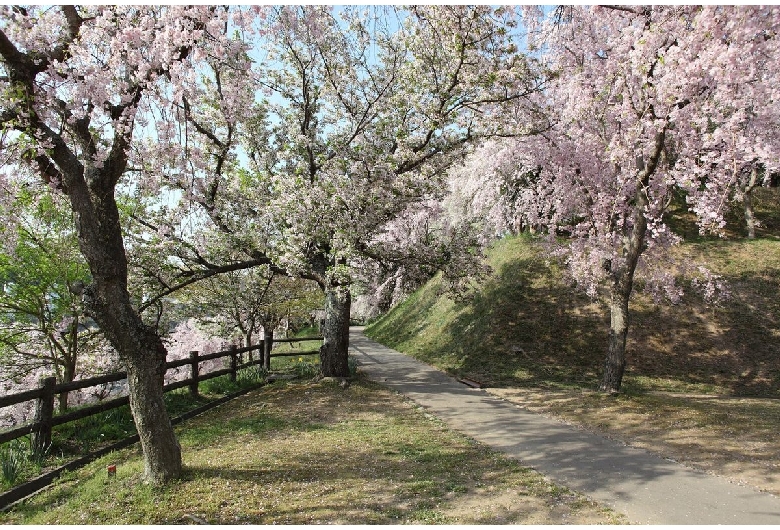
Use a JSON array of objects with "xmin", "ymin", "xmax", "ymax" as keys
[
  {"xmin": 365, "ymin": 214, "xmax": 780, "ymax": 495},
  {"xmin": 366, "ymin": 223, "xmax": 780, "ymax": 398}
]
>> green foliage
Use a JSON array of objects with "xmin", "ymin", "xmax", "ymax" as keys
[
  {"xmin": 199, "ymin": 375, "xmax": 242, "ymax": 395},
  {"xmin": 291, "ymin": 358, "xmax": 319, "ymax": 378},
  {"xmin": 0, "ymin": 437, "xmax": 56, "ymax": 489},
  {"xmin": 27, "ymin": 435, "xmax": 52, "ymax": 468},
  {"xmin": 292, "ymin": 325, "xmax": 319, "ymax": 337},
  {"xmin": 0, "ymin": 184, "xmax": 94, "ymax": 386},
  {"xmin": 198, "ymin": 365, "xmax": 270, "ymax": 396},
  {"xmin": 238, "ymin": 365, "xmax": 268, "ymax": 386},
  {"xmin": 163, "ymin": 389, "xmax": 213, "ymax": 417},
  {"xmin": 1, "ymin": 440, "xmax": 24, "ymax": 486},
  {"xmin": 52, "ymin": 405, "xmax": 136, "ymax": 454}
]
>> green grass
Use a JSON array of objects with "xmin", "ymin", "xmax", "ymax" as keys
[
  {"xmin": 365, "ymin": 229, "xmax": 780, "ymax": 496},
  {"xmin": 0, "ymin": 378, "xmax": 624, "ymax": 525},
  {"xmin": 367, "ymin": 233, "xmax": 780, "ymax": 397},
  {"xmin": 0, "ymin": 358, "xmax": 315, "ymax": 494},
  {"xmin": 367, "ymin": 234, "xmax": 608, "ymax": 389}
]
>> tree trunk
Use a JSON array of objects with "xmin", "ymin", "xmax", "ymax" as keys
[
  {"xmin": 600, "ymin": 287, "xmax": 630, "ymax": 393},
  {"xmin": 124, "ymin": 331, "xmax": 182, "ymax": 484},
  {"xmin": 263, "ymin": 327, "xmax": 273, "ymax": 371},
  {"xmin": 745, "ymin": 193, "xmax": 756, "ymax": 239},
  {"xmin": 743, "ymin": 169, "xmax": 758, "ymax": 239},
  {"xmin": 599, "ymin": 235, "xmax": 643, "ymax": 394},
  {"xmin": 71, "ymin": 172, "xmax": 182, "ymax": 485},
  {"xmin": 58, "ymin": 360, "xmax": 76, "ymax": 413},
  {"xmin": 599, "ymin": 209, "xmax": 644, "ymax": 394},
  {"xmin": 58, "ymin": 317, "xmax": 79, "ymax": 413},
  {"xmin": 320, "ymin": 287, "xmax": 351, "ymax": 377},
  {"xmin": 245, "ymin": 330, "xmax": 254, "ymax": 362},
  {"xmin": 84, "ymin": 279, "xmax": 182, "ymax": 484}
]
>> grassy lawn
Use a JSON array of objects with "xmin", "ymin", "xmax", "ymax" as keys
[
  {"xmin": 0, "ymin": 334, "xmax": 318, "ymax": 494},
  {"xmin": 0, "ymin": 377, "xmax": 624, "ymax": 524},
  {"xmin": 366, "ymin": 231, "xmax": 780, "ymax": 496},
  {"xmin": 0, "ymin": 365, "xmax": 270, "ymax": 493}
]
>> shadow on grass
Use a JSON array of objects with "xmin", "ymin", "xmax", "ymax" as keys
[
  {"xmin": 5, "ymin": 379, "xmax": 595, "ymax": 525},
  {"xmin": 374, "ymin": 249, "xmax": 609, "ymax": 390},
  {"xmin": 627, "ymin": 265, "xmax": 780, "ymax": 397},
  {"xmin": 455, "ymin": 256, "xmax": 607, "ymax": 388},
  {"xmin": 464, "ymin": 252, "xmax": 780, "ymax": 396},
  {"xmin": 369, "ymin": 235, "xmax": 780, "ymax": 397}
]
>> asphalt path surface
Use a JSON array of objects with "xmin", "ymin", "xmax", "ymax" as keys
[{"xmin": 349, "ymin": 327, "xmax": 780, "ymax": 524}]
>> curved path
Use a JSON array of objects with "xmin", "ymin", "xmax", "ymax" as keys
[{"xmin": 349, "ymin": 327, "xmax": 780, "ymax": 524}]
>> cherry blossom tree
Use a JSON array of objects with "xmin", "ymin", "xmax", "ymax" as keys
[
  {"xmin": 0, "ymin": 5, "xmax": 250, "ymax": 483},
  {"xmin": 353, "ymin": 197, "xmax": 493, "ymax": 320},
  {"xmin": 177, "ymin": 267, "xmax": 322, "ymax": 358},
  {"xmin": 144, "ymin": 6, "xmax": 545, "ymax": 377},
  {"xmin": 444, "ymin": 138, "xmax": 538, "ymax": 242},
  {"xmin": 506, "ymin": 6, "xmax": 780, "ymax": 393}
]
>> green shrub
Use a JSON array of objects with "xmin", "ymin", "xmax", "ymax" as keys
[
  {"xmin": 27, "ymin": 435, "xmax": 51, "ymax": 467},
  {"xmin": 1, "ymin": 440, "xmax": 24, "ymax": 486},
  {"xmin": 292, "ymin": 357, "xmax": 320, "ymax": 378},
  {"xmin": 237, "ymin": 365, "xmax": 267, "ymax": 386},
  {"xmin": 200, "ymin": 374, "xmax": 241, "ymax": 395},
  {"xmin": 54, "ymin": 404, "xmax": 136, "ymax": 453}
]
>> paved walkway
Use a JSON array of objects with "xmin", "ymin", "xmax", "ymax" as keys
[{"xmin": 349, "ymin": 327, "xmax": 780, "ymax": 525}]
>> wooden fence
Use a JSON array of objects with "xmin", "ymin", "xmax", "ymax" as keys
[{"xmin": 0, "ymin": 336, "xmax": 322, "ymax": 452}]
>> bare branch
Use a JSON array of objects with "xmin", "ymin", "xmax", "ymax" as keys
[{"xmin": 138, "ymin": 257, "xmax": 287, "ymax": 313}]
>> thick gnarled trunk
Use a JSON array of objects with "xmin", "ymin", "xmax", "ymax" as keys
[
  {"xmin": 84, "ymin": 274, "xmax": 182, "ymax": 485},
  {"xmin": 320, "ymin": 287, "xmax": 351, "ymax": 377},
  {"xmin": 73, "ymin": 176, "xmax": 182, "ymax": 485},
  {"xmin": 124, "ymin": 331, "xmax": 181, "ymax": 483}
]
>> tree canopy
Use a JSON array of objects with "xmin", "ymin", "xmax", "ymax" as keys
[
  {"xmin": 1, "ymin": 5, "xmax": 777, "ymax": 484},
  {"xmin": 447, "ymin": 6, "xmax": 780, "ymax": 392}
]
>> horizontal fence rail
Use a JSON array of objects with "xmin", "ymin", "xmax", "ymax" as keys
[{"xmin": 0, "ymin": 336, "xmax": 323, "ymax": 448}]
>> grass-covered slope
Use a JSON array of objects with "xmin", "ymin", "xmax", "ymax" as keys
[{"xmin": 366, "ymin": 233, "xmax": 780, "ymax": 398}]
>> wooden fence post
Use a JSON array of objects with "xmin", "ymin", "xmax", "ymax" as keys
[
  {"xmin": 263, "ymin": 329, "xmax": 273, "ymax": 371},
  {"xmin": 230, "ymin": 345, "xmax": 238, "ymax": 382},
  {"xmin": 189, "ymin": 350, "xmax": 200, "ymax": 397},
  {"xmin": 32, "ymin": 376, "xmax": 56, "ymax": 456}
]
